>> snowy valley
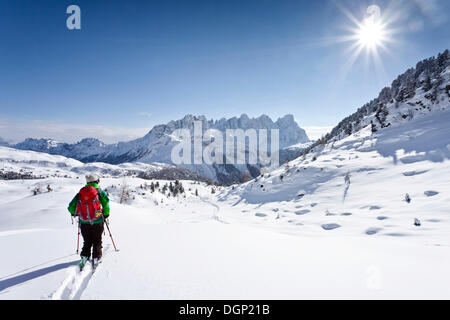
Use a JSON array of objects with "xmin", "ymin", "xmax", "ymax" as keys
[
  {"xmin": 1, "ymin": 110, "xmax": 450, "ymax": 298},
  {"xmin": 1, "ymin": 50, "xmax": 450, "ymax": 299}
]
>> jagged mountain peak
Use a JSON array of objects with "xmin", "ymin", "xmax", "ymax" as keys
[
  {"xmin": 77, "ymin": 138, "xmax": 105, "ymax": 146},
  {"xmin": 275, "ymin": 114, "xmax": 296, "ymax": 126},
  {"xmin": 239, "ymin": 113, "xmax": 250, "ymax": 120},
  {"xmin": 16, "ymin": 138, "xmax": 60, "ymax": 150}
]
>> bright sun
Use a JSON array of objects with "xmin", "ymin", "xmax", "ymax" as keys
[
  {"xmin": 357, "ymin": 19, "xmax": 386, "ymax": 49},
  {"xmin": 329, "ymin": 4, "xmax": 397, "ymax": 80}
]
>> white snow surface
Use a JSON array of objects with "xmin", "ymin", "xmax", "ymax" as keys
[{"xmin": 1, "ymin": 108, "xmax": 450, "ymax": 299}]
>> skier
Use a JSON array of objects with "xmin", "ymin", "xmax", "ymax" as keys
[{"xmin": 68, "ymin": 174, "xmax": 110, "ymax": 269}]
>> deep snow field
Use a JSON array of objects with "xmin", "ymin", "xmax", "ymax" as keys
[{"xmin": 1, "ymin": 109, "xmax": 450, "ymax": 299}]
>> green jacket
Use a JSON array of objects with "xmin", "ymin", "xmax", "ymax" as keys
[{"xmin": 68, "ymin": 182, "xmax": 110, "ymax": 224}]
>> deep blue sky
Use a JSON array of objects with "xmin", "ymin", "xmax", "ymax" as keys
[{"xmin": 0, "ymin": 0, "xmax": 449, "ymax": 142}]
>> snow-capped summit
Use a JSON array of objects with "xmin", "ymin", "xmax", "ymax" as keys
[
  {"xmin": 15, "ymin": 138, "xmax": 60, "ymax": 151},
  {"xmin": 212, "ymin": 113, "xmax": 308, "ymax": 148},
  {"xmin": 275, "ymin": 114, "xmax": 309, "ymax": 148},
  {"xmin": 78, "ymin": 138, "xmax": 106, "ymax": 148},
  {"xmin": 14, "ymin": 137, "xmax": 112, "ymax": 161}
]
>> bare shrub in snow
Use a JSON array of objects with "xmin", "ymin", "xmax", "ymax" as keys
[
  {"xmin": 119, "ymin": 179, "xmax": 132, "ymax": 204},
  {"xmin": 33, "ymin": 186, "xmax": 41, "ymax": 196},
  {"xmin": 405, "ymin": 193, "xmax": 411, "ymax": 203},
  {"xmin": 241, "ymin": 171, "xmax": 251, "ymax": 183}
]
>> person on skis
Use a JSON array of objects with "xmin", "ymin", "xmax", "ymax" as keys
[{"xmin": 68, "ymin": 174, "xmax": 110, "ymax": 268}]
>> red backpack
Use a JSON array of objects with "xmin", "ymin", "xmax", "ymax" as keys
[{"xmin": 75, "ymin": 186, "xmax": 103, "ymax": 223}]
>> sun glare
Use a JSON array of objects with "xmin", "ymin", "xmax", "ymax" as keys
[
  {"xmin": 357, "ymin": 19, "xmax": 385, "ymax": 49},
  {"xmin": 328, "ymin": 3, "xmax": 400, "ymax": 81}
]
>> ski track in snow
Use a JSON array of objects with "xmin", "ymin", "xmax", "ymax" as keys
[
  {"xmin": 198, "ymin": 195, "xmax": 228, "ymax": 224},
  {"xmin": 0, "ymin": 228, "xmax": 49, "ymax": 237},
  {"xmin": 51, "ymin": 244, "xmax": 111, "ymax": 300}
]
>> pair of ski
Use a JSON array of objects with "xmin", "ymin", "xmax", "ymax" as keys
[
  {"xmin": 78, "ymin": 243, "xmax": 113, "ymax": 272},
  {"xmin": 79, "ymin": 256, "xmax": 102, "ymax": 272}
]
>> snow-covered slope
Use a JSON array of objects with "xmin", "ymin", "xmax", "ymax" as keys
[
  {"xmin": 220, "ymin": 106, "xmax": 450, "ymax": 239},
  {"xmin": 0, "ymin": 146, "xmax": 193, "ymax": 181},
  {"xmin": 319, "ymin": 50, "xmax": 449, "ymax": 145}
]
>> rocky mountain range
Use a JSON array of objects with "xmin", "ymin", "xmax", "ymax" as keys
[{"xmin": 11, "ymin": 114, "xmax": 310, "ymax": 185}]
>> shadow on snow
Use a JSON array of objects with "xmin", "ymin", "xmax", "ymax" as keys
[{"xmin": 0, "ymin": 260, "xmax": 79, "ymax": 292}]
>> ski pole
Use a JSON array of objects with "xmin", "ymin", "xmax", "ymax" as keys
[
  {"xmin": 105, "ymin": 219, "xmax": 119, "ymax": 251},
  {"xmin": 76, "ymin": 218, "xmax": 81, "ymax": 254}
]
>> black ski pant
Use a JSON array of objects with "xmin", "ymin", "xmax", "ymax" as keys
[{"xmin": 80, "ymin": 222, "xmax": 104, "ymax": 259}]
